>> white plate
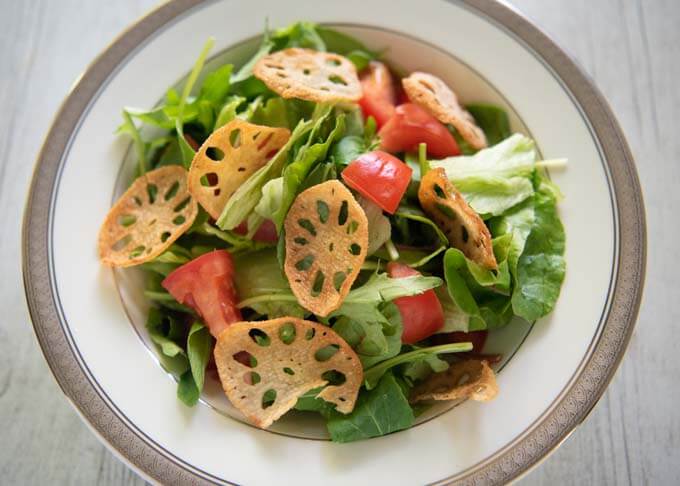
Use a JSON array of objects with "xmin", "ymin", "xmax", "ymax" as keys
[{"xmin": 23, "ymin": 0, "xmax": 645, "ymax": 484}]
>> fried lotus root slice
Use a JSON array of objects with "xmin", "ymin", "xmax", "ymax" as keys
[
  {"xmin": 403, "ymin": 72, "xmax": 487, "ymax": 150},
  {"xmin": 418, "ymin": 168, "xmax": 497, "ymax": 269},
  {"xmin": 284, "ymin": 181, "xmax": 368, "ymax": 316},
  {"xmin": 254, "ymin": 48, "xmax": 362, "ymax": 103},
  {"xmin": 411, "ymin": 359, "xmax": 498, "ymax": 403},
  {"xmin": 98, "ymin": 166, "xmax": 198, "ymax": 267},
  {"xmin": 214, "ymin": 317, "xmax": 363, "ymax": 428},
  {"xmin": 188, "ymin": 119, "xmax": 290, "ymax": 219}
]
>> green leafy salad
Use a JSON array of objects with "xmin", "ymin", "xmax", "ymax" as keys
[{"xmin": 98, "ymin": 21, "xmax": 566, "ymax": 443}]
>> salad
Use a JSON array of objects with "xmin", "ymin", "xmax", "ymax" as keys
[{"xmin": 98, "ymin": 21, "xmax": 566, "ymax": 442}]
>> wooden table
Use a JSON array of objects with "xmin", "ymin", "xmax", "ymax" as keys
[{"xmin": 1, "ymin": 0, "xmax": 675, "ymax": 484}]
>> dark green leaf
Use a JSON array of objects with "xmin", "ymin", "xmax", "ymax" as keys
[
  {"xmin": 326, "ymin": 372, "xmax": 414, "ymax": 443},
  {"xmin": 466, "ymin": 104, "xmax": 511, "ymax": 146},
  {"xmin": 187, "ymin": 322, "xmax": 213, "ymax": 392}
]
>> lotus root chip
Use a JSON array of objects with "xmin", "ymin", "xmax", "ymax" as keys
[
  {"xmin": 254, "ymin": 48, "xmax": 362, "ymax": 103},
  {"xmin": 98, "ymin": 165, "xmax": 198, "ymax": 267},
  {"xmin": 284, "ymin": 180, "xmax": 368, "ymax": 316},
  {"xmin": 188, "ymin": 119, "xmax": 290, "ymax": 219},
  {"xmin": 418, "ymin": 168, "xmax": 497, "ymax": 269},
  {"xmin": 411, "ymin": 359, "xmax": 498, "ymax": 403},
  {"xmin": 214, "ymin": 317, "xmax": 363, "ymax": 428},
  {"xmin": 403, "ymin": 72, "xmax": 487, "ymax": 150}
]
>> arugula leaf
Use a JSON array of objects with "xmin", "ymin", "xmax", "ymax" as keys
[
  {"xmin": 332, "ymin": 302, "xmax": 403, "ymax": 368},
  {"xmin": 511, "ymin": 182, "xmax": 566, "ymax": 321},
  {"xmin": 317, "ymin": 27, "xmax": 377, "ymax": 71},
  {"xmin": 175, "ymin": 37, "xmax": 216, "ymax": 168},
  {"xmin": 331, "ymin": 135, "xmax": 366, "ymax": 166},
  {"xmin": 119, "ymin": 110, "xmax": 149, "ymax": 175},
  {"xmin": 326, "ymin": 372, "xmax": 414, "ymax": 443},
  {"xmin": 271, "ymin": 21, "xmax": 326, "ymax": 51},
  {"xmin": 299, "ymin": 161, "xmax": 337, "ymax": 190},
  {"xmin": 342, "ymin": 272, "xmax": 442, "ymax": 305},
  {"xmin": 401, "ymin": 352, "xmax": 449, "ymax": 384},
  {"xmin": 214, "ymin": 96, "xmax": 245, "ymax": 130},
  {"xmin": 250, "ymin": 97, "xmax": 313, "ymax": 130},
  {"xmin": 256, "ymin": 106, "xmax": 343, "ymax": 231},
  {"xmin": 363, "ymin": 342, "xmax": 472, "ymax": 389},
  {"xmin": 178, "ymin": 369, "xmax": 200, "ymax": 406},
  {"xmin": 392, "ymin": 204, "xmax": 448, "ymax": 248},
  {"xmin": 466, "ymin": 104, "xmax": 511, "ymax": 146},
  {"xmin": 145, "ymin": 307, "xmax": 187, "ymax": 358},
  {"xmin": 217, "ymin": 118, "xmax": 314, "ymax": 230},
  {"xmin": 294, "ymin": 386, "xmax": 335, "ymax": 417},
  {"xmin": 187, "ymin": 322, "xmax": 213, "ymax": 393}
]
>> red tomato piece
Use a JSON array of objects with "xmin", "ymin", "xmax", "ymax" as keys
[
  {"xmin": 387, "ymin": 262, "xmax": 445, "ymax": 344},
  {"xmin": 358, "ymin": 61, "xmax": 396, "ymax": 128},
  {"xmin": 233, "ymin": 219, "xmax": 279, "ymax": 243},
  {"xmin": 379, "ymin": 103, "xmax": 460, "ymax": 158},
  {"xmin": 341, "ymin": 151, "xmax": 412, "ymax": 214},
  {"xmin": 162, "ymin": 250, "xmax": 242, "ymax": 338}
]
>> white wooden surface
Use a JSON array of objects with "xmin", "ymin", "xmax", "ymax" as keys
[{"xmin": 0, "ymin": 0, "xmax": 676, "ymax": 484}]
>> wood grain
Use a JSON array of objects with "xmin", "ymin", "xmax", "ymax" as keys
[{"xmin": 0, "ymin": 0, "xmax": 677, "ymax": 484}]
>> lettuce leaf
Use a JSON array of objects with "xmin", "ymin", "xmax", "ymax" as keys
[
  {"xmin": 430, "ymin": 134, "xmax": 537, "ymax": 216},
  {"xmin": 256, "ymin": 106, "xmax": 343, "ymax": 230},
  {"xmin": 332, "ymin": 302, "xmax": 403, "ymax": 369},
  {"xmin": 326, "ymin": 372, "xmax": 414, "ymax": 442},
  {"xmin": 466, "ymin": 103, "xmax": 511, "ymax": 146},
  {"xmin": 187, "ymin": 322, "xmax": 213, "ymax": 393},
  {"xmin": 217, "ymin": 118, "xmax": 314, "ymax": 230},
  {"xmin": 511, "ymin": 182, "xmax": 566, "ymax": 321},
  {"xmin": 233, "ymin": 249, "xmax": 305, "ymax": 318},
  {"xmin": 342, "ymin": 272, "xmax": 442, "ymax": 305}
]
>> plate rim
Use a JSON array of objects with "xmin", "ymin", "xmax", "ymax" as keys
[{"xmin": 22, "ymin": 0, "xmax": 646, "ymax": 484}]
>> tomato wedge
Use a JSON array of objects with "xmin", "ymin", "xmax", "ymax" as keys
[
  {"xmin": 233, "ymin": 219, "xmax": 278, "ymax": 243},
  {"xmin": 379, "ymin": 103, "xmax": 460, "ymax": 158},
  {"xmin": 342, "ymin": 151, "xmax": 412, "ymax": 214},
  {"xmin": 358, "ymin": 61, "xmax": 396, "ymax": 128},
  {"xmin": 162, "ymin": 250, "xmax": 242, "ymax": 338},
  {"xmin": 387, "ymin": 262, "xmax": 444, "ymax": 344}
]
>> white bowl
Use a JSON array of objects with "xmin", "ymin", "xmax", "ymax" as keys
[{"xmin": 23, "ymin": 0, "xmax": 645, "ymax": 484}]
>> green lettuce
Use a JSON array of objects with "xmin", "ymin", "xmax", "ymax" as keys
[
  {"xmin": 363, "ymin": 342, "xmax": 472, "ymax": 389},
  {"xmin": 217, "ymin": 118, "xmax": 314, "ymax": 230},
  {"xmin": 511, "ymin": 181, "xmax": 566, "ymax": 321},
  {"xmin": 466, "ymin": 103, "xmax": 511, "ymax": 146},
  {"xmin": 332, "ymin": 302, "xmax": 403, "ymax": 369},
  {"xmin": 255, "ymin": 106, "xmax": 344, "ymax": 230},
  {"xmin": 233, "ymin": 249, "xmax": 305, "ymax": 318},
  {"xmin": 431, "ymin": 134, "xmax": 537, "ymax": 216},
  {"xmin": 326, "ymin": 372, "xmax": 414, "ymax": 442}
]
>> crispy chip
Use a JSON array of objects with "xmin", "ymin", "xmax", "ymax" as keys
[
  {"xmin": 403, "ymin": 72, "xmax": 487, "ymax": 150},
  {"xmin": 410, "ymin": 359, "xmax": 498, "ymax": 403},
  {"xmin": 254, "ymin": 48, "xmax": 362, "ymax": 103},
  {"xmin": 418, "ymin": 168, "xmax": 497, "ymax": 269},
  {"xmin": 214, "ymin": 317, "xmax": 363, "ymax": 428},
  {"xmin": 98, "ymin": 166, "xmax": 197, "ymax": 267},
  {"xmin": 188, "ymin": 119, "xmax": 290, "ymax": 219},
  {"xmin": 284, "ymin": 181, "xmax": 368, "ymax": 316}
]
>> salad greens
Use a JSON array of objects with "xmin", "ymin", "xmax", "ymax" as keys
[{"xmin": 114, "ymin": 20, "xmax": 566, "ymax": 442}]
